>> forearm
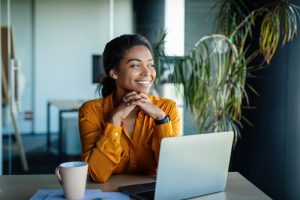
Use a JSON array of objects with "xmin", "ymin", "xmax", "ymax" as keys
[
  {"xmin": 151, "ymin": 102, "xmax": 180, "ymax": 161},
  {"xmin": 152, "ymin": 121, "xmax": 180, "ymax": 162},
  {"xmin": 82, "ymin": 123, "xmax": 123, "ymax": 182}
]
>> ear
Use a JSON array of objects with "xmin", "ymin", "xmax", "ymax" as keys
[{"xmin": 109, "ymin": 69, "xmax": 118, "ymax": 80}]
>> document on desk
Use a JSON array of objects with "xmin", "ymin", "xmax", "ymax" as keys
[{"xmin": 29, "ymin": 189, "xmax": 130, "ymax": 200}]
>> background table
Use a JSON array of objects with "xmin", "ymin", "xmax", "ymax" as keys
[
  {"xmin": 0, "ymin": 172, "xmax": 272, "ymax": 199},
  {"xmin": 47, "ymin": 100, "xmax": 85, "ymax": 159}
]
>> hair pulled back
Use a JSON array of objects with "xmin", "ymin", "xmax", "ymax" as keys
[{"xmin": 97, "ymin": 34, "xmax": 153, "ymax": 97}]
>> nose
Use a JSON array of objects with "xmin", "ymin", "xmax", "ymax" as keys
[{"xmin": 141, "ymin": 64, "xmax": 151, "ymax": 76}]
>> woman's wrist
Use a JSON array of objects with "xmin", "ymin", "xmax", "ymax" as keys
[
  {"xmin": 109, "ymin": 113, "xmax": 122, "ymax": 126},
  {"xmin": 155, "ymin": 111, "xmax": 166, "ymax": 121}
]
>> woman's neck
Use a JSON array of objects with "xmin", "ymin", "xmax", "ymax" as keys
[
  {"xmin": 112, "ymin": 92, "xmax": 123, "ymax": 108},
  {"xmin": 112, "ymin": 89, "xmax": 130, "ymax": 107}
]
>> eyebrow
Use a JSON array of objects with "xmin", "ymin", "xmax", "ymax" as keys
[{"xmin": 126, "ymin": 58, "xmax": 153, "ymax": 63}]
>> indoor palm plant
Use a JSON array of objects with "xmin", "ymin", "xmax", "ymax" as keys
[
  {"xmin": 216, "ymin": 0, "xmax": 300, "ymax": 64},
  {"xmin": 153, "ymin": 0, "xmax": 300, "ymax": 140}
]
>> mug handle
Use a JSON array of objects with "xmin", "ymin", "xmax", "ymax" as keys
[{"xmin": 55, "ymin": 166, "xmax": 62, "ymax": 185}]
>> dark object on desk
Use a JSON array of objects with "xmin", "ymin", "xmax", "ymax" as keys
[
  {"xmin": 119, "ymin": 182, "xmax": 155, "ymax": 200},
  {"xmin": 92, "ymin": 54, "xmax": 105, "ymax": 83}
]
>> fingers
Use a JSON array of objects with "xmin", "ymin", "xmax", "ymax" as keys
[
  {"xmin": 124, "ymin": 92, "xmax": 150, "ymax": 109},
  {"xmin": 123, "ymin": 92, "xmax": 150, "ymax": 105},
  {"xmin": 123, "ymin": 91, "xmax": 138, "ymax": 102},
  {"xmin": 109, "ymin": 101, "xmax": 136, "ymax": 125},
  {"xmin": 126, "ymin": 99, "xmax": 145, "ymax": 106},
  {"xmin": 139, "ymin": 93, "xmax": 150, "ymax": 102},
  {"xmin": 127, "ymin": 97, "xmax": 163, "ymax": 120},
  {"xmin": 121, "ymin": 91, "xmax": 164, "ymax": 120},
  {"xmin": 110, "ymin": 91, "xmax": 151, "ymax": 125}
]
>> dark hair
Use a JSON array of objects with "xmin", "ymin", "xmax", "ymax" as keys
[{"xmin": 97, "ymin": 34, "xmax": 153, "ymax": 97}]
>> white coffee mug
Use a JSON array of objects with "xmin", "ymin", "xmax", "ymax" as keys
[{"xmin": 55, "ymin": 161, "xmax": 88, "ymax": 200}]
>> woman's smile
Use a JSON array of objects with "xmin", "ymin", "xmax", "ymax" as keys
[{"xmin": 135, "ymin": 79, "xmax": 152, "ymax": 86}]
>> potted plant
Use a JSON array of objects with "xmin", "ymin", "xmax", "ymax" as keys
[{"xmin": 153, "ymin": 0, "xmax": 300, "ymax": 141}]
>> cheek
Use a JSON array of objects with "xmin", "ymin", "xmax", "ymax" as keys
[
  {"xmin": 118, "ymin": 70, "xmax": 132, "ymax": 80},
  {"xmin": 151, "ymin": 69, "xmax": 156, "ymax": 78}
]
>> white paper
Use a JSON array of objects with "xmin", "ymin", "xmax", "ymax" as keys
[{"xmin": 29, "ymin": 189, "xmax": 130, "ymax": 200}]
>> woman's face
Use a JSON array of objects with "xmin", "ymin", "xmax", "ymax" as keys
[{"xmin": 111, "ymin": 45, "xmax": 156, "ymax": 95}]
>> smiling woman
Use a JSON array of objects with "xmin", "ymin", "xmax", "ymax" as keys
[
  {"xmin": 111, "ymin": 45, "xmax": 156, "ymax": 95},
  {"xmin": 78, "ymin": 34, "xmax": 181, "ymax": 183}
]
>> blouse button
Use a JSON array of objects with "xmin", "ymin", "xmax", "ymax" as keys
[{"xmin": 114, "ymin": 132, "xmax": 119, "ymax": 137}]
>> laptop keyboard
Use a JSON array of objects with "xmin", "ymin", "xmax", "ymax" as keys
[
  {"xmin": 137, "ymin": 182, "xmax": 156, "ymax": 191},
  {"xmin": 136, "ymin": 190, "xmax": 155, "ymax": 200},
  {"xmin": 119, "ymin": 182, "xmax": 156, "ymax": 200}
]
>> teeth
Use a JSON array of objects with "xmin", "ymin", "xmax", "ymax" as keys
[{"xmin": 136, "ymin": 80, "xmax": 151, "ymax": 85}]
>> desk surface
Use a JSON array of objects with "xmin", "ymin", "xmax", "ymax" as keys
[
  {"xmin": 0, "ymin": 172, "xmax": 271, "ymax": 200},
  {"xmin": 48, "ymin": 99, "xmax": 85, "ymax": 110}
]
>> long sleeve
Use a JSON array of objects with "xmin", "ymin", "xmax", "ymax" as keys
[
  {"xmin": 78, "ymin": 102, "xmax": 123, "ymax": 183},
  {"xmin": 151, "ymin": 100, "xmax": 180, "ymax": 161},
  {"xmin": 78, "ymin": 96, "xmax": 181, "ymax": 182}
]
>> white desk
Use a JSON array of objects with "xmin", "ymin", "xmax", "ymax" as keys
[
  {"xmin": 46, "ymin": 100, "xmax": 85, "ymax": 159},
  {"xmin": 0, "ymin": 172, "xmax": 272, "ymax": 199}
]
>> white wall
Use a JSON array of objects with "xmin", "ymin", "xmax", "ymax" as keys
[
  {"xmin": 34, "ymin": 0, "xmax": 133, "ymax": 133},
  {"xmin": 114, "ymin": 0, "xmax": 133, "ymax": 37}
]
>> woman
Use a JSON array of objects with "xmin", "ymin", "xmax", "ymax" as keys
[{"xmin": 79, "ymin": 34, "xmax": 180, "ymax": 183}]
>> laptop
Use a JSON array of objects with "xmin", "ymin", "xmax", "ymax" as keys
[{"xmin": 118, "ymin": 131, "xmax": 234, "ymax": 200}]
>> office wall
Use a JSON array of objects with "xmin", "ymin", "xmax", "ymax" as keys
[
  {"xmin": 7, "ymin": 0, "xmax": 133, "ymax": 133},
  {"xmin": 2, "ymin": 0, "xmax": 133, "ymax": 134},
  {"xmin": 34, "ymin": 0, "xmax": 104, "ymax": 133},
  {"xmin": 284, "ymin": 35, "xmax": 300, "ymax": 200},
  {"xmin": 114, "ymin": 0, "xmax": 133, "ymax": 37},
  {"xmin": 234, "ymin": 4, "xmax": 300, "ymax": 199}
]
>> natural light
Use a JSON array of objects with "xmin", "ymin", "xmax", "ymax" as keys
[{"xmin": 164, "ymin": 0, "xmax": 185, "ymax": 56}]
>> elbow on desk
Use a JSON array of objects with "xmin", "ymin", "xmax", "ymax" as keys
[
  {"xmin": 88, "ymin": 166, "xmax": 111, "ymax": 183},
  {"xmin": 83, "ymin": 154, "xmax": 112, "ymax": 183}
]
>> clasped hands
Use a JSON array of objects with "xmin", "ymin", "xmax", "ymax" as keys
[{"xmin": 110, "ymin": 91, "xmax": 166, "ymax": 126}]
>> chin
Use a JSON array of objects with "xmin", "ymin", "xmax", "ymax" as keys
[
  {"xmin": 135, "ymin": 87, "xmax": 150, "ymax": 94},
  {"xmin": 137, "ymin": 89, "xmax": 149, "ymax": 94}
]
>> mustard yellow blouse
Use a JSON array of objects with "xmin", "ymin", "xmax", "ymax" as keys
[{"xmin": 78, "ymin": 94, "xmax": 180, "ymax": 182}]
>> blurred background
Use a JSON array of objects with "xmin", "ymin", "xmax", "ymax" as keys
[{"xmin": 1, "ymin": 0, "xmax": 300, "ymax": 199}]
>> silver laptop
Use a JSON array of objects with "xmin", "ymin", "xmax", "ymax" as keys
[{"xmin": 119, "ymin": 131, "xmax": 234, "ymax": 200}]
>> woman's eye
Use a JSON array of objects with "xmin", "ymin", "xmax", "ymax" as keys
[
  {"xmin": 131, "ymin": 64, "xmax": 140, "ymax": 68},
  {"xmin": 147, "ymin": 64, "xmax": 155, "ymax": 68}
]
